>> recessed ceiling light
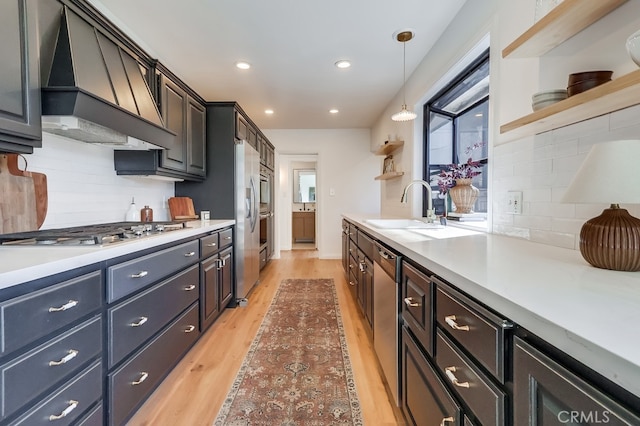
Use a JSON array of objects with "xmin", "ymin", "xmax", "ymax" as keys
[
  {"xmin": 265, "ymin": 109, "xmax": 274, "ymax": 115},
  {"xmin": 329, "ymin": 109, "xmax": 339, "ymax": 114},
  {"xmin": 235, "ymin": 61, "xmax": 251, "ymax": 70},
  {"xmin": 335, "ymin": 60, "xmax": 351, "ymax": 69}
]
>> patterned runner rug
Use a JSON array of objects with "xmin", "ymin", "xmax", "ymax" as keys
[{"xmin": 214, "ymin": 278, "xmax": 363, "ymax": 425}]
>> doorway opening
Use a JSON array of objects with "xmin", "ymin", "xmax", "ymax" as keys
[{"xmin": 277, "ymin": 154, "xmax": 318, "ymax": 252}]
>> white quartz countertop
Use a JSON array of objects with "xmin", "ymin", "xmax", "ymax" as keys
[
  {"xmin": 0, "ymin": 219, "xmax": 235, "ymax": 290},
  {"xmin": 343, "ymin": 213, "xmax": 640, "ymax": 399}
]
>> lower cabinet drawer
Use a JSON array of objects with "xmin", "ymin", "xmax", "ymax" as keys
[
  {"xmin": 108, "ymin": 265, "xmax": 199, "ymax": 367},
  {"xmin": 401, "ymin": 262, "xmax": 433, "ymax": 356},
  {"xmin": 0, "ymin": 317, "xmax": 102, "ymax": 420},
  {"xmin": 513, "ymin": 337, "xmax": 640, "ymax": 425},
  {"xmin": 0, "ymin": 270, "xmax": 102, "ymax": 357},
  {"xmin": 401, "ymin": 326, "xmax": 462, "ymax": 426},
  {"xmin": 435, "ymin": 329, "xmax": 506, "ymax": 425},
  {"xmin": 219, "ymin": 228, "xmax": 233, "ymax": 249},
  {"xmin": 108, "ymin": 303, "xmax": 200, "ymax": 426},
  {"xmin": 107, "ymin": 240, "xmax": 199, "ymax": 302},
  {"xmin": 9, "ymin": 361, "xmax": 102, "ymax": 426},
  {"xmin": 259, "ymin": 247, "xmax": 267, "ymax": 269},
  {"xmin": 434, "ymin": 278, "xmax": 512, "ymax": 382}
]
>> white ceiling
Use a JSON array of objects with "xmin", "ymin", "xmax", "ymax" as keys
[{"xmin": 89, "ymin": 0, "xmax": 466, "ymax": 129}]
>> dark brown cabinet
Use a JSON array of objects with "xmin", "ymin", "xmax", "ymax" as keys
[
  {"xmin": 200, "ymin": 229, "xmax": 234, "ymax": 331},
  {"xmin": 114, "ymin": 65, "xmax": 205, "ymax": 181},
  {"xmin": 401, "ymin": 326, "xmax": 462, "ymax": 426},
  {"xmin": 157, "ymin": 69, "xmax": 206, "ymax": 177},
  {"xmin": 513, "ymin": 337, "xmax": 640, "ymax": 426},
  {"xmin": 0, "ymin": 0, "xmax": 42, "ymax": 154}
]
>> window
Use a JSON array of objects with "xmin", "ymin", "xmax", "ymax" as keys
[{"xmin": 423, "ymin": 49, "xmax": 489, "ymax": 217}]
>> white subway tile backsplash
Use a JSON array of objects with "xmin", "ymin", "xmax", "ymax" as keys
[
  {"xmin": 22, "ymin": 134, "xmax": 175, "ymax": 229},
  {"xmin": 492, "ymin": 104, "xmax": 640, "ymax": 251}
]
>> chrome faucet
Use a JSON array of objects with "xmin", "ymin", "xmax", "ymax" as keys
[{"xmin": 400, "ymin": 180, "xmax": 437, "ymax": 223}]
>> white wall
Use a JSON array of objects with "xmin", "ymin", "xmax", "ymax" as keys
[
  {"xmin": 21, "ymin": 133, "xmax": 175, "ymax": 229},
  {"xmin": 371, "ymin": 0, "xmax": 640, "ymax": 251},
  {"xmin": 264, "ymin": 129, "xmax": 379, "ymax": 259}
]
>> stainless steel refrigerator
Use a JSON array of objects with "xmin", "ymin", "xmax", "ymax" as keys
[{"xmin": 235, "ymin": 141, "xmax": 260, "ymax": 301}]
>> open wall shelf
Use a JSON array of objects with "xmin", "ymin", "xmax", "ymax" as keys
[{"xmin": 375, "ymin": 140, "xmax": 404, "ymax": 156}]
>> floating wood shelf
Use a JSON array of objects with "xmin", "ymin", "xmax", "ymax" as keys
[
  {"xmin": 374, "ymin": 140, "xmax": 404, "ymax": 156},
  {"xmin": 499, "ymin": 69, "xmax": 640, "ymax": 142},
  {"xmin": 501, "ymin": 0, "xmax": 627, "ymax": 58},
  {"xmin": 375, "ymin": 171, "xmax": 404, "ymax": 181}
]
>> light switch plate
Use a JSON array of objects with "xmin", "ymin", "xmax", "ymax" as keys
[{"xmin": 507, "ymin": 191, "xmax": 523, "ymax": 214}]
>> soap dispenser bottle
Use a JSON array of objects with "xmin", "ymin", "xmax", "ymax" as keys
[{"xmin": 125, "ymin": 197, "xmax": 140, "ymax": 222}]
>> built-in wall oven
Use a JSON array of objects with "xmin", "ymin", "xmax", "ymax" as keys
[{"xmin": 259, "ymin": 167, "xmax": 271, "ymax": 214}]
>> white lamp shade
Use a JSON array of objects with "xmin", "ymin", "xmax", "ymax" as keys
[{"xmin": 561, "ymin": 139, "xmax": 640, "ymax": 204}]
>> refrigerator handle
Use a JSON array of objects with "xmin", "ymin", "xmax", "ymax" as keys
[{"xmin": 249, "ymin": 177, "xmax": 258, "ymax": 232}]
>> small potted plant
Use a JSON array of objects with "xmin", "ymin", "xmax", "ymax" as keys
[{"xmin": 437, "ymin": 143, "xmax": 485, "ymax": 213}]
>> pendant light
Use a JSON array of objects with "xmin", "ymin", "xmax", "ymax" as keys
[{"xmin": 391, "ymin": 30, "xmax": 417, "ymax": 122}]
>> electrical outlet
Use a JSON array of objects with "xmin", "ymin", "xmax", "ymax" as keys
[{"xmin": 507, "ymin": 191, "xmax": 523, "ymax": 214}]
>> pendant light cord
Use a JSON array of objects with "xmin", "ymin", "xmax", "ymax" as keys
[{"xmin": 402, "ymin": 40, "xmax": 407, "ymax": 105}]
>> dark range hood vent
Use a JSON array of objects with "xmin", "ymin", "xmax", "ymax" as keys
[{"xmin": 41, "ymin": 6, "xmax": 176, "ymax": 149}]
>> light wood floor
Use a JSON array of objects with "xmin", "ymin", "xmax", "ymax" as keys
[{"xmin": 127, "ymin": 250, "xmax": 405, "ymax": 426}]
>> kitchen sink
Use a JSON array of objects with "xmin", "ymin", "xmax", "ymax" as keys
[{"xmin": 364, "ymin": 219, "xmax": 444, "ymax": 229}]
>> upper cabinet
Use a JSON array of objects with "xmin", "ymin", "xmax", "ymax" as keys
[
  {"xmin": 500, "ymin": 0, "xmax": 632, "ymax": 143},
  {"xmin": 0, "ymin": 0, "xmax": 42, "ymax": 154}
]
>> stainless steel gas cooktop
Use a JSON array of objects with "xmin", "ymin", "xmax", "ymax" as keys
[{"xmin": 0, "ymin": 222, "xmax": 187, "ymax": 246}]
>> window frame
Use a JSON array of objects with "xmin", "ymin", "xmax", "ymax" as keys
[{"xmin": 422, "ymin": 48, "xmax": 490, "ymax": 217}]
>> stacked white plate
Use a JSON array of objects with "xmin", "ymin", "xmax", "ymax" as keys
[{"xmin": 532, "ymin": 89, "xmax": 568, "ymax": 111}]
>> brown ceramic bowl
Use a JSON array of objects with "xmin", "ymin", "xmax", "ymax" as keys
[
  {"xmin": 567, "ymin": 70, "xmax": 613, "ymax": 85},
  {"xmin": 567, "ymin": 77, "xmax": 612, "ymax": 96}
]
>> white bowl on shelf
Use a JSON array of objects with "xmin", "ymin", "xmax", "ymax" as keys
[{"xmin": 626, "ymin": 29, "xmax": 640, "ymax": 67}]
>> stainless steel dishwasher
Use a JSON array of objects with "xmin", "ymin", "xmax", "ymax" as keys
[{"xmin": 373, "ymin": 241, "xmax": 401, "ymax": 406}]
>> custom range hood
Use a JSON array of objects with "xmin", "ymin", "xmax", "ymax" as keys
[{"xmin": 41, "ymin": 6, "xmax": 175, "ymax": 149}]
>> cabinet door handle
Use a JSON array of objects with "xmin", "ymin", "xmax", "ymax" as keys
[
  {"xmin": 48, "ymin": 400, "xmax": 79, "ymax": 421},
  {"xmin": 184, "ymin": 284, "xmax": 196, "ymax": 291},
  {"xmin": 184, "ymin": 325, "xmax": 196, "ymax": 333},
  {"xmin": 206, "ymin": 242, "xmax": 217, "ymax": 247},
  {"xmin": 49, "ymin": 300, "xmax": 78, "ymax": 312},
  {"xmin": 130, "ymin": 271, "xmax": 148, "ymax": 279},
  {"xmin": 440, "ymin": 417, "xmax": 455, "ymax": 426},
  {"xmin": 132, "ymin": 372, "xmax": 149, "ymax": 385},
  {"xmin": 444, "ymin": 315, "xmax": 470, "ymax": 331},
  {"xmin": 349, "ymin": 281, "xmax": 356, "ymax": 287},
  {"xmin": 130, "ymin": 316, "xmax": 148, "ymax": 327},
  {"xmin": 358, "ymin": 261, "xmax": 365, "ymax": 272},
  {"xmin": 184, "ymin": 251, "xmax": 196, "ymax": 257},
  {"xmin": 49, "ymin": 349, "xmax": 79, "ymax": 366},
  {"xmin": 404, "ymin": 297, "xmax": 420, "ymax": 307},
  {"xmin": 445, "ymin": 366, "xmax": 469, "ymax": 388}
]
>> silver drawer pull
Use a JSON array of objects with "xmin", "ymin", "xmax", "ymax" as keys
[
  {"xmin": 184, "ymin": 284, "xmax": 196, "ymax": 291},
  {"xmin": 49, "ymin": 349, "xmax": 79, "ymax": 366},
  {"xmin": 404, "ymin": 297, "xmax": 420, "ymax": 307},
  {"xmin": 440, "ymin": 417, "xmax": 455, "ymax": 426},
  {"xmin": 444, "ymin": 315, "xmax": 470, "ymax": 331},
  {"xmin": 379, "ymin": 250, "xmax": 392, "ymax": 260},
  {"xmin": 130, "ymin": 271, "xmax": 148, "ymax": 279},
  {"xmin": 184, "ymin": 251, "xmax": 196, "ymax": 257},
  {"xmin": 184, "ymin": 325, "xmax": 196, "ymax": 333},
  {"xmin": 349, "ymin": 281, "xmax": 356, "ymax": 287},
  {"xmin": 445, "ymin": 366, "xmax": 469, "ymax": 388},
  {"xmin": 132, "ymin": 372, "xmax": 149, "ymax": 385},
  {"xmin": 224, "ymin": 236, "xmax": 232, "ymax": 240},
  {"xmin": 48, "ymin": 400, "xmax": 78, "ymax": 421},
  {"xmin": 358, "ymin": 262, "xmax": 365, "ymax": 272},
  {"xmin": 49, "ymin": 300, "xmax": 78, "ymax": 313},
  {"xmin": 130, "ymin": 316, "xmax": 148, "ymax": 327},
  {"xmin": 206, "ymin": 242, "xmax": 217, "ymax": 247}
]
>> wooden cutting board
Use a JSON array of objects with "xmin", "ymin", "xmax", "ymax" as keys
[
  {"xmin": 168, "ymin": 197, "xmax": 198, "ymax": 220},
  {"xmin": 0, "ymin": 154, "xmax": 38, "ymax": 234},
  {"xmin": 6, "ymin": 154, "xmax": 48, "ymax": 229}
]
